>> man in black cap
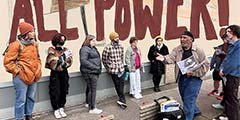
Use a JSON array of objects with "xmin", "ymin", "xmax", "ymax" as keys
[{"xmin": 156, "ymin": 31, "xmax": 210, "ymax": 120}]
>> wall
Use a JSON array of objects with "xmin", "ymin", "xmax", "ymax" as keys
[
  {"xmin": 0, "ymin": 64, "xmax": 155, "ymax": 119},
  {"xmin": 0, "ymin": 0, "xmax": 239, "ymax": 82}
]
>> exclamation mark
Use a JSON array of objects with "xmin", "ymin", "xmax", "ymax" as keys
[{"xmin": 218, "ymin": 0, "xmax": 229, "ymax": 36}]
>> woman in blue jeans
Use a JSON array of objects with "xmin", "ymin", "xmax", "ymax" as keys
[{"xmin": 4, "ymin": 22, "xmax": 42, "ymax": 120}]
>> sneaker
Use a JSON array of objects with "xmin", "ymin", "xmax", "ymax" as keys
[
  {"xmin": 212, "ymin": 103, "xmax": 224, "ymax": 109},
  {"xmin": 117, "ymin": 101, "xmax": 127, "ymax": 109},
  {"xmin": 89, "ymin": 108, "xmax": 103, "ymax": 114},
  {"xmin": 194, "ymin": 112, "xmax": 202, "ymax": 117},
  {"xmin": 212, "ymin": 113, "xmax": 227, "ymax": 120},
  {"xmin": 85, "ymin": 104, "xmax": 89, "ymax": 108},
  {"xmin": 217, "ymin": 95, "xmax": 224, "ymax": 100},
  {"xmin": 208, "ymin": 90, "xmax": 219, "ymax": 96},
  {"xmin": 134, "ymin": 94, "xmax": 143, "ymax": 99},
  {"xmin": 54, "ymin": 109, "xmax": 62, "ymax": 119},
  {"xmin": 219, "ymin": 116, "xmax": 228, "ymax": 120},
  {"xmin": 59, "ymin": 108, "xmax": 67, "ymax": 117}
]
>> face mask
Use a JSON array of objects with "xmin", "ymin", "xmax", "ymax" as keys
[{"xmin": 55, "ymin": 47, "xmax": 63, "ymax": 50}]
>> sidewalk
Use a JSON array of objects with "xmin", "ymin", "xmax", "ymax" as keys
[{"xmin": 33, "ymin": 79, "xmax": 238, "ymax": 120}]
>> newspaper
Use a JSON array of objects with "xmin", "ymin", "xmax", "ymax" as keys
[{"xmin": 177, "ymin": 56, "xmax": 199, "ymax": 74}]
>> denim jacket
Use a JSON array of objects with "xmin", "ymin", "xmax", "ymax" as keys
[
  {"xmin": 220, "ymin": 40, "xmax": 240, "ymax": 77},
  {"xmin": 125, "ymin": 46, "xmax": 142, "ymax": 72}
]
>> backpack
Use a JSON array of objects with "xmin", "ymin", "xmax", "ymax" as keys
[
  {"xmin": 154, "ymin": 96, "xmax": 185, "ymax": 120},
  {"xmin": 2, "ymin": 40, "xmax": 24, "ymax": 56}
]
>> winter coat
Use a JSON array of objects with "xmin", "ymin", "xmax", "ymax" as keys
[
  {"xmin": 148, "ymin": 44, "xmax": 169, "ymax": 75},
  {"xmin": 4, "ymin": 40, "xmax": 42, "ymax": 85},
  {"xmin": 164, "ymin": 45, "xmax": 210, "ymax": 79},
  {"xmin": 45, "ymin": 47, "xmax": 73, "ymax": 71},
  {"xmin": 102, "ymin": 42, "xmax": 124, "ymax": 74},
  {"xmin": 80, "ymin": 45, "xmax": 102, "ymax": 74}
]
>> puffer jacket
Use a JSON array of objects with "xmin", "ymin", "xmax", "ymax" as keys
[
  {"xmin": 4, "ymin": 40, "xmax": 42, "ymax": 85},
  {"xmin": 80, "ymin": 45, "xmax": 102, "ymax": 74}
]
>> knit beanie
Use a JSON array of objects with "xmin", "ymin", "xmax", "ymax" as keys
[
  {"xmin": 109, "ymin": 32, "xmax": 119, "ymax": 41},
  {"xmin": 19, "ymin": 22, "xmax": 34, "ymax": 35},
  {"xmin": 154, "ymin": 35, "xmax": 164, "ymax": 42},
  {"xmin": 182, "ymin": 31, "xmax": 194, "ymax": 42}
]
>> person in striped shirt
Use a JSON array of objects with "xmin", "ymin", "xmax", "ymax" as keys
[{"xmin": 45, "ymin": 33, "xmax": 73, "ymax": 119}]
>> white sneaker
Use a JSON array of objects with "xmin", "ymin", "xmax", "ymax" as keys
[
  {"xmin": 134, "ymin": 94, "xmax": 143, "ymax": 99},
  {"xmin": 89, "ymin": 108, "xmax": 103, "ymax": 114},
  {"xmin": 54, "ymin": 109, "xmax": 62, "ymax": 119},
  {"xmin": 59, "ymin": 108, "xmax": 67, "ymax": 117},
  {"xmin": 85, "ymin": 104, "xmax": 89, "ymax": 108},
  {"xmin": 219, "ymin": 116, "xmax": 228, "ymax": 120}
]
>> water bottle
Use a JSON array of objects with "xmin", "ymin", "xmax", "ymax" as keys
[{"xmin": 124, "ymin": 71, "xmax": 129, "ymax": 81}]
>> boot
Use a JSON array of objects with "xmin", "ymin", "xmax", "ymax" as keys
[{"xmin": 25, "ymin": 115, "xmax": 34, "ymax": 120}]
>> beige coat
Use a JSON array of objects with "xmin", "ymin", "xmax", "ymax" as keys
[{"xmin": 164, "ymin": 45, "xmax": 209, "ymax": 79}]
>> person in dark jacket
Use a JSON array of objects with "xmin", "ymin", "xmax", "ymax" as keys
[
  {"xmin": 45, "ymin": 33, "xmax": 73, "ymax": 119},
  {"xmin": 80, "ymin": 35, "xmax": 103, "ymax": 114},
  {"xmin": 208, "ymin": 34, "xmax": 229, "ymax": 101},
  {"xmin": 147, "ymin": 35, "xmax": 169, "ymax": 92}
]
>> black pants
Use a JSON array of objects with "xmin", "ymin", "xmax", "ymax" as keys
[
  {"xmin": 82, "ymin": 73, "xmax": 99, "ymax": 110},
  {"xmin": 49, "ymin": 70, "xmax": 69, "ymax": 110},
  {"xmin": 152, "ymin": 74, "xmax": 163, "ymax": 87},
  {"xmin": 224, "ymin": 75, "xmax": 240, "ymax": 120},
  {"xmin": 111, "ymin": 74, "xmax": 126, "ymax": 103}
]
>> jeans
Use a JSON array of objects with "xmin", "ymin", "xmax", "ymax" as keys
[
  {"xmin": 224, "ymin": 75, "xmax": 240, "ymax": 120},
  {"xmin": 13, "ymin": 76, "xmax": 36, "ymax": 119},
  {"xmin": 129, "ymin": 69, "xmax": 141, "ymax": 95},
  {"xmin": 83, "ymin": 73, "xmax": 99, "ymax": 110},
  {"xmin": 111, "ymin": 74, "xmax": 126, "ymax": 103},
  {"xmin": 178, "ymin": 75, "xmax": 202, "ymax": 120}
]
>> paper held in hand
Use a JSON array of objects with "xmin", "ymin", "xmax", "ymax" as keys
[
  {"xmin": 177, "ymin": 56, "xmax": 199, "ymax": 74},
  {"xmin": 64, "ymin": 49, "xmax": 73, "ymax": 58}
]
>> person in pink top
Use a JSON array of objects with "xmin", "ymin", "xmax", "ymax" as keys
[{"xmin": 125, "ymin": 37, "xmax": 143, "ymax": 99}]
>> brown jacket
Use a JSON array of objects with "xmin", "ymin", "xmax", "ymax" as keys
[
  {"xmin": 4, "ymin": 40, "xmax": 42, "ymax": 85},
  {"xmin": 164, "ymin": 45, "xmax": 209, "ymax": 79}
]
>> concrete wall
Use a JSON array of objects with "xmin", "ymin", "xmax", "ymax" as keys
[
  {"xmin": 0, "ymin": 62, "xmax": 212, "ymax": 119},
  {"xmin": 0, "ymin": 63, "xmax": 155, "ymax": 119}
]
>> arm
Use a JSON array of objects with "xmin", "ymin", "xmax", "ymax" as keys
[
  {"xmin": 64, "ymin": 48, "xmax": 73, "ymax": 68},
  {"xmin": 163, "ymin": 47, "xmax": 178, "ymax": 64},
  {"xmin": 147, "ymin": 46, "xmax": 154, "ymax": 62},
  {"xmin": 125, "ymin": 48, "xmax": 131, "ymax": 70},
  {"xmin": 191, "ymin": 48, "xmax": 210, "ymax": 77},
  {"xmin": 210, "ymin": 52, "xmax": 217, "ymax": 70},
  {"xmin": 102, "ymin": 46, "xmax": 109, "ymax": 69},
  {"xmin": 3, "ymin": 42, "xmax": 21, "ymax": 76}
]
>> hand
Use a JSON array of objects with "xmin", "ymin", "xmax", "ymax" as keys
[
  {"xmin": 64, "ymin": 49, "xmax": 72, "ymax": 58},
  {"xmin": 219, "ymin": 69, "xmax": 224, "ymax": 77},
  {"xmin": 156, "ymin": 54, "xmax": 164, "ymax": 61},
  {"xmin": 186, "ymin": 70, "xmax": 193, "ymax": 77}
]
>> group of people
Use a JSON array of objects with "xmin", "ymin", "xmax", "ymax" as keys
[
  {"xmin": 3, "ymin": 21, "xmax": 240, "ymax": 120},
  {"xmin": 209, "ymin": 25, "xmax": 240, "ymax": 120}
]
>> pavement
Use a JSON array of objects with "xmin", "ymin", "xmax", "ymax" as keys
[{"xmin": 31, "ymin": 79, "xmax": 240, "ymax": 120}]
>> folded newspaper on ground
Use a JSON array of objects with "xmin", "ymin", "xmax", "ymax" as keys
[{"xmin": 177, "ymin": 55, "xmax": 199, "ymax": 74}]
